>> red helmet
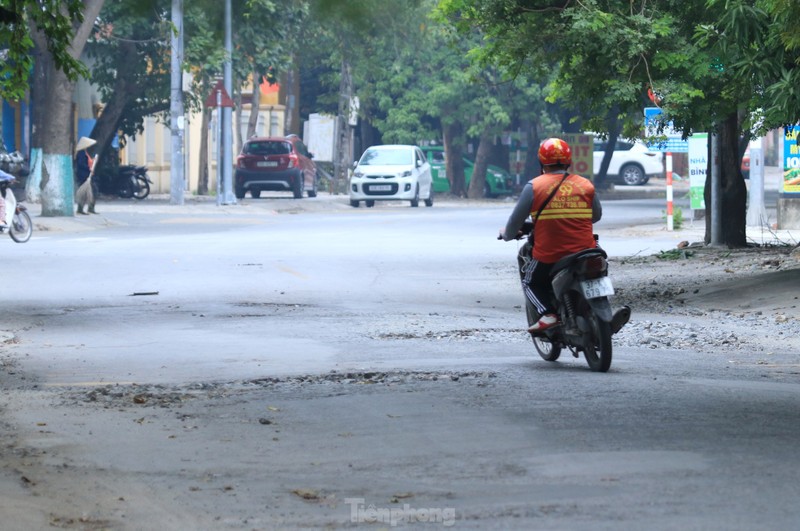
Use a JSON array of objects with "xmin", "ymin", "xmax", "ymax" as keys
[{"xmin": 538, "ymin": 138, "xmax": 572, "ymax": 167}]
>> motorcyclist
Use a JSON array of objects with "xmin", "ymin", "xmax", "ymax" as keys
[
  {"xmin": 0, "ymin": 167, "xmax": 13, "ymax": 227},
  {"xmin": 500, "ymin": 137, "xmax": 602, "ymax": 333}
]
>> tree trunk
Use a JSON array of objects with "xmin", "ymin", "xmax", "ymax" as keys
[
  {"xmin": 25, "ymin": 40, "xmax": 52, "ymax": 203},
  {"xmin": 90, "ymin": 41, "xmax": 140, "ymax": 171},
  {"xmin": 595, "ymin": 127, "xmax": 620, "ymax": 190},
  {"xmin": 198, "ymin": 102, "xmax": 210, "ymax": 195},
  {"xmin": 246, "ymin": 70, "xmax": 261, "ymax": 140},
  {"xmin": 704, "ymin": 112, "xmax": 748, "ymax": 247},
  {"xmin": 443, "ymin": 121, "xmax": 466, "ymax": 197},
  {"xmin": 234, "ymin": 90, "xmax": 243, "ymax": 157},
  {"xmin": 594, "ymin": 108, "xmax": 620, "ymax": 189},
  {"xmin": 28, "ymin": 0, "xmax": 106, "ymax": 217},
  {"xmin": 467, "ymin": 131, "xmax": 492, "ymax": 199},
  {"xmin": 38, "ymin": 67, "xmax": 77, "ymax": 216}
]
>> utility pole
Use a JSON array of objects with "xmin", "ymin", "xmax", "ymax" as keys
[
  {"xmin": 170, "ymin": 0, "xmax": 185, "ymax": 205},
  {"xmin": 332, "ymin": 59, "xmax": 352, "ymax": 195},
  {"xmin": 710, "ymin": 133, "xmax": 722, "ymax": 245},
  {"xmin": 221, "ymin": 0, "xmax": 236, "ymax": 204},
  {"xmin": 746, "ymin": 138, "xmax": 766, "ymax": 227}
]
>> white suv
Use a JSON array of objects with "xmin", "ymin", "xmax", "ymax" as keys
[
  {"xmin": 349, "ymin": 145, "xmax": 433, "ymax": 207},
  {"xmin": 593, "ymin": 137, "xmax": 664, "ymax": 186}
]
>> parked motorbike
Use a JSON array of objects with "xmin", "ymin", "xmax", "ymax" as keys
[
  {"xmin": 97, "ymin": 165, "xmax": 152, "ymax": 200},
  {"xmin": 0, "ymin": 173, "xmax": 32, "ymax": 243},
  {"xmin": 503, "ymin": 221, "xmax": 630, "ymax": 372}
]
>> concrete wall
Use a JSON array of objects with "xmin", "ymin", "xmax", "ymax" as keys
[{"xmin": 777, "ymin": 196, "xmax": 800, "ymax": 229}]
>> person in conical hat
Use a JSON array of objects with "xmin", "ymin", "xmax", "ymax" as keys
[
  {"xmin": 75, "ymin": 136, "xmax": 96, "ymax": 153},
  {"xmin": 75, "ymin": 136, "xmax": 98, "ymax": 214}
]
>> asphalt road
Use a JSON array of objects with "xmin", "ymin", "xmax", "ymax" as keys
[{"xmin": 0, "ymin": 193, "xmax": 797, "ymax": 529}]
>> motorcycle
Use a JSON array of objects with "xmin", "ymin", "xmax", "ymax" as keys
[
  {"xmin": 97, "ymin": 164, "xmax": 152, "ymax": 200},
  {"xmin": 0, "ymin": 173, "xmax": 32, "ymax": 243},
  {"xmin": 504, "ymin": 221, "xmax": 630, "ymax": 372}
]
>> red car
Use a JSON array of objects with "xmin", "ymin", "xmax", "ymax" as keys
[
  {"xmin": 741, "ymin": 150, "xmax": 750, "ymax": 179},
  {"xmin": 234, "ymin": 135, "xmax": 318, "ymax": 199}
]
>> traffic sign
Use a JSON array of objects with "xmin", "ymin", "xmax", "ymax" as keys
[
  {"xmin": 644, "ymin": 107, "xmax": 688, "ymax": 152},
  {"xmin": 204, "ymin": 79, "xmax": 235, "ymax": 108}
]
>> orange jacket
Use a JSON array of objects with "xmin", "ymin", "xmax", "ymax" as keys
[{"xmin": 530, "ymin": 172, "xmax": 597, "ymax": 263}]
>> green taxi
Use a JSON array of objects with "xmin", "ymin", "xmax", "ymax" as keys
[{"xmin": 421, "ymin": 146, "xmax": 515, "ymax": 197}]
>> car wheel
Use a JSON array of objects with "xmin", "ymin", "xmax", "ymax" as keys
[
  {"xmin": 424, "ymin": 188, "xmax": 433, "ymax": 207},
  {"xmin": 349, "ymin": 199, "xmax": 360, "ymax": 208},
  {"xmin": 235, "ymin": 186, "xmax": 245, "ymax": 200},
  {"xmin": 483, "ymin": 181, "xmax": 494, "ymax": 198},
  {"xmin": 251, "ymin": 189, "xmax": 261, "ymax": 199},
  {"xmin": 410, "ymin": 184, "xmax": 420, "ymax": 207},
  {"xmin": 366, "ymin": 200, "xmax": 375, "ymax": 207},
  {"xmin": 292, "ymin": 174, "xmax": 303, "ymax": 199},
  {"xmin": 620, "ymin": 163, "xmax": 646, "ymax": 186}
]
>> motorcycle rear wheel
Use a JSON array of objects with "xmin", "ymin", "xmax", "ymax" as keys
[
  {"xmin": 526, "ymin": 300, "xmax": 561, "ymax": 361},
  {"xmin": 10, "ymin": 209, "xmax": 32, "ymax": 243},
  {"xmin": 582, "ymin": 312, "xmax": 613, "ymax": 372},
  {"xmin": 118, "ymin": 178, "xmax": 134, "ymax": 199}
]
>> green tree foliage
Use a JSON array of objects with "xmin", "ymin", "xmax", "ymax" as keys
[
  {"xmin": 87, "ymin": 0, "xmax": 172, "ymax": 172},
  {"xmin": 437, "ymin": 0, "xmax": 774, "ymax": 246},
  {"xmin": 0, "ymin": 1, "xmax": 89, "ymax": 101},
  {"xmin": 303, "ymin": 0, "xmax": 558, "ymax": 197}
]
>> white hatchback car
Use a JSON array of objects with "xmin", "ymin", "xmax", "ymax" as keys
[
  {"xmin": 349, "ymin": 144, "xmax": 433, "ymax": 207},
  {"xmin": 592, "ymin": 136, "xmax": 664, "ymax": 186}
]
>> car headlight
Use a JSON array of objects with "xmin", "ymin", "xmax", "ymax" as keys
[
  {"xmin": 398, "ymin": 170, "xmax": 412, "ymax": 178},
  {"xmin": 354, "ymin": 171, "xmax": 364, "ymax": 178}
]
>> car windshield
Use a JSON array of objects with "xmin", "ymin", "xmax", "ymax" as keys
[
  {"xmin": 428, "ymin": 151, "xmax": 446, "ymax": 164},
  {"xmin": 244, "ymin": 141, "xmax": 291, "ymax": 156},
  {"xmin": 360, "ymin": 148, "xmax": 412, "ymax": 166}
]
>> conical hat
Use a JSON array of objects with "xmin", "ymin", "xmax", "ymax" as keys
[{"xmin": 75, "ymin": 136, "xmax": 97, "ymax": 153}]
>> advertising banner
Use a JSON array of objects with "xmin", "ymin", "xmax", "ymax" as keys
[
  {"xmin": 562, "ymin": 133, "xmax": 593, "ymax": 179},
  {"xmin": 644, "ymin": 107, "xmax": 689, "ymax": 153},
  {"xmin": 782, "ymin": 126, "xmax": 800, "ymax": 194},
  {"xmin": 688, "ymin": 133, "xmax": 708, "ymax": 210}
]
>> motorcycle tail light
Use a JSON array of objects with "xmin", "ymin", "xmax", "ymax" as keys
[{"xmin": 580, "ymin": 256, "xmax": 607, "ymax": 279}]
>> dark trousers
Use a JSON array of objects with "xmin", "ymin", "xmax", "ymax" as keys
[{"xmin": 522, "ymin": 259, "xmax": 556, "ymax": 316}]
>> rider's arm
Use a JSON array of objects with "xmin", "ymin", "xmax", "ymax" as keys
[
  {"xmin": 591, "ymin": 193, "xmax": 602, "ymax": 223},
  {"xmin": 501, "ymin": 183, "xmax": 533, "ymax": 241}
]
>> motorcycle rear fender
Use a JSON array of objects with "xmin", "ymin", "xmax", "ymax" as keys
[{"xmin": 587, "ymin": 296, "xmax": 613, "ymax": 322}]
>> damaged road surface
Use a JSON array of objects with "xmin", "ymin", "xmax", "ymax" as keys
[{"xmin": 1, "ymin": 204, "xmax": 800, "ymax": 529}]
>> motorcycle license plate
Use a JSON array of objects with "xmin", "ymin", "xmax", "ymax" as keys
[
  {"xmin": 581, "ymin": 277, "xmax": 614, "ymax": 298},
  {"xmin": 257, "ymin": 161, "xmax": 278, "ymax": 167},
  {"xmin": 370, "ymin": 184, "xmax": 392, "ymax": 191}
]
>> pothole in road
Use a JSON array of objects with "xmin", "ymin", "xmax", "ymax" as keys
[
  {"xmin": 374, "ymin": 328, "xmax": 525, "ymax": 342},
  {"xmin": 60, "ymin": 370, "xmax": 500, "ymax": 410}
]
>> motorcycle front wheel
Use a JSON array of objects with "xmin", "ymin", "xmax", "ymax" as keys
[
  {"xmin": 133, "ymin": 175, "xmax": 150, "ymax": 200},
  {"xmin": 582, "ymin": 310, "xmax": 613, "ymax": 372},
  {"xmin": 10, "ymin": 209, "xmax": 32, "ymax": 243},
  {"xmin": 527, "ymin": 299, "xmax": 561, "ymax": 361}
]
